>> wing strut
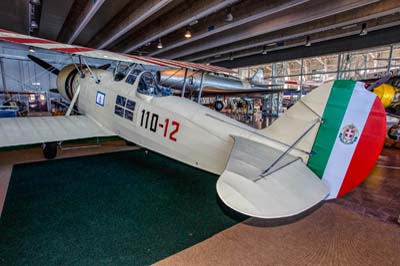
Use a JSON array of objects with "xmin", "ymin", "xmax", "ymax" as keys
[
  {"xmin": 197, "ymin": 72, "xmax": 206, "ymax": 103},
  {"xmin": 180, "ymin": 68, "xmax": 188, "ymax": 97},
  {"xmin": 66, "ymin": 85, "xmax": 81, "ymax": 116},
  {"xmin": 258, "ymin": 118, "xmax": 321, "ymax": 180}
]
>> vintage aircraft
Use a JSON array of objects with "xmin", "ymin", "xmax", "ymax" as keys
[
  {"xmin": 0, "ymin": 29, "xmax": 386, "ymax": 219},
  {"xmin": 156, "ymin": 68, "xmax": 296, "ymax": 111}
]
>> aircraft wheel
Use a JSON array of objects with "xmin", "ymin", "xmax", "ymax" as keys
[
  {"xmin": 215, "ymin": 100, "xmax": 224, "ymax": 112},
  {"xmin": 42, "ymin": 142, "xmax": 58, "ymax": 159}
]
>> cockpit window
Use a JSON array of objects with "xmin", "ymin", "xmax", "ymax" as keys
[
  {"xmin": 136, "ymin": 72, "xmax": 165, "ymax": 97},
  {"xmin": 125, "ymin": 69, "xmax": 141, "ymax": 85},
  {"xmin": 123, "ymin": 70, "xmax": 172, "ymax": 97},
  {"xmin": 114, "ymin": 64, "xmax": 130, "ymax": 81}
]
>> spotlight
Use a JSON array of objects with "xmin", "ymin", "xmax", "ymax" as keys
[
  {"xmin": 29, "ymin": 46, "xmax": 35, "ymax": 53},
  {"xmin": 225, "ymin": 8, "xmax": 233, "ymax": 22},
  {"xmin": 30, "ymin": 0, "xmax": 41, "ymax": 5},
  {"xmin": 360, "ymin": 23, "xmax": 368, "ymax": 36},
  {"xmin": 229, "ymin": 53, "xmax": 234, "ymax": 61},
  {"xmin": 184, "ymin": 28, "xmax": 192, "ymax": 39},
  {"xmin": 31, "ymin": 20, "xmax": 38, "ymax": 29},
  {"xmin": 262, "ymin": 46, "xmax": 267, "ymax": 55},
  {"xmin": 157, "ymin": 38, "xmax": 163, "ymax": 49},
  {"xmin": 305, "ymin": 35, "xmax": 311, "ymax": 47}
]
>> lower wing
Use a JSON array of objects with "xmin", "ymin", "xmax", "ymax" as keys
[{"xmin": 0, "ymin": 116, "xmax": 114, "ymax": 148}]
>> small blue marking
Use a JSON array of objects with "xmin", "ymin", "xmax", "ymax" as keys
[{"xmin": 96, "ymin": 91, "xmax": 105, "ymax": 107}]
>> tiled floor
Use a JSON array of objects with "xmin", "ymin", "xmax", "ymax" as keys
[{"xmin": 334, "ymin": 148, "xmax": 400, "ymax": 224}]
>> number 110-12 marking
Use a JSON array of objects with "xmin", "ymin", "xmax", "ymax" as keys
[{"xmin": 140, "ymin": 109, "xmax": 180, "ymax": 142}]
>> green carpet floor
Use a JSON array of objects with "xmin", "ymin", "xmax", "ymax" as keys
[{"xmin": 0, "ymin": 150, "xmax": 243, "ymax": 266}]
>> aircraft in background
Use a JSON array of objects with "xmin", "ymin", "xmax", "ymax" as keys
[
  {"xmin": 0, "ymin": 29, "xmax": 387, "ymax": 220},
  {"xmin": 156, "ymin": 68, "xmax": 297, "ymax": 111}
]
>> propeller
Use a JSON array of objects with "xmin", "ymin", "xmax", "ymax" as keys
[{"xmin": 28, "ymin": 55, "xmax": 60, "ymax": 75}]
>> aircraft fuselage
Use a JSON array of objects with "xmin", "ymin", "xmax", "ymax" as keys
[{"xmin": 68, "ymin": 69, "xmax": 294, "ymax": 175}]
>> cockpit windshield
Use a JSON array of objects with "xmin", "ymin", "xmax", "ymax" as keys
[
  {"xmin": 125, "ymin": 69, "xmax": 172, "ymax": 97},
  {"xmin": 114, "ymin": 63, "xmax": 131, "ymax": 81}
]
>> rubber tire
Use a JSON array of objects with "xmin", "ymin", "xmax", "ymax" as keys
[
  {"xmin": 215, "ymin": 100, "xmax": 224, "ymax": 112},
  {"xmin": 43, "ymin": 142, "xmax": 58, "ymax": 159}
]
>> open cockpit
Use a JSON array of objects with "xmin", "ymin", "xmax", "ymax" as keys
[{"xmin": 113, "ymin": 64, "xmax": 172, "ymax": 97}]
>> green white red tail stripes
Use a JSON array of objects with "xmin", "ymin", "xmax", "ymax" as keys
[{"xmin": 307, "ymin": 80, "xmax": 386, "ymax": 199}]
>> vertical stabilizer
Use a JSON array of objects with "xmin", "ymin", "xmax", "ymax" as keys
[{"xmin": 259, "ymin": 80, "xmax": 386, "ymax": 199}]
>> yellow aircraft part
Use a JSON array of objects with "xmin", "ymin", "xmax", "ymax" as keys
[{"xmin": 373, "ymin": 84, "xmax": 396, "ymax": 108}]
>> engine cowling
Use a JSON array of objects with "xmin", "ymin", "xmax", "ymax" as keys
[{"xmin": 56, "ymin": 64, "xmax": 80, "ymax": 101}]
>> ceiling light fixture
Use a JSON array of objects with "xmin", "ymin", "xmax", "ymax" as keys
[
  {"xmin": 157, "ymin": 38, "xmax": 163, "ymax": 49},
  {"xmin": 184, "ymin": 27, "xmax": 192, "ymax": 39},
  {"xmin": 305, "ymin": 35, "xmax": 311, "ymax": 47},
  {"xmin": 30, "ymin": 0, "xmax": 41, "ymax": 5},
  {"xmin": 262, "ymin": 46, "xmax": 267, "ymax": 55},
  {"xmin": 225, "ymin": 8, "xmax": 233, "ymax": 22},
  {"xmin": 31, "ymin": 20, "xmax": 38, "ymax": 29},
  {"xmin": 360, "ymin": 23, "xmax": 368, "ymax": 36}
]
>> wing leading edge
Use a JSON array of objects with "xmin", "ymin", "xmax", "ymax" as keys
[
  {"xmin": 0, "ymin": 116, "xmax": 114, "ymax": 148},
  {"xmin": 0, "ymin": 29, "xmax": 235, "ymax": 75},
  {"xmin": 216, "ymin": 136, "xmax": 329, "ymax": 219}
]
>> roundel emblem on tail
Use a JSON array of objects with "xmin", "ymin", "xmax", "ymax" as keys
[{"xmin": 339, "ymin": 124, "xmax": 359, "ymax": 145}]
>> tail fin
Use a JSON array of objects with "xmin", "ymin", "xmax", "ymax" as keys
[{"xmin": 260, "ymin": 80, "xmax": 386, "ymax": 199}]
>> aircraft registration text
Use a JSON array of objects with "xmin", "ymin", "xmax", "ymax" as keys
[{"xmin": 139, "ymin": 109, "xmax": 180, "ymax": 142}]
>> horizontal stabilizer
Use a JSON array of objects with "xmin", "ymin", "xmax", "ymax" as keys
[{"xmin": 216, "ymin": 136, "xmax": 329, "ymax": 219}]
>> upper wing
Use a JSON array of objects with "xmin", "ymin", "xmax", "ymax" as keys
[
  {"xmin": 0, "ymin": 29, "xmax": 235, "ymax": 75},
  {"xmin": 0, "ymin": 116, "xmax": 114, "ymax": 148},
  {"xmin": 216, "ymin": 136, "xmax": 329, "ymax": 219}
]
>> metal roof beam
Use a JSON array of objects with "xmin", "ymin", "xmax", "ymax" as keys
[
  {"xmin": 95, "ymin": 0, "xmax": 172, "ymax": 49},
  {"xmin": 149, "ymin": 0, "xmax": 309, "ymax": 57},
  {"xmin": 58, "ymin": 0, "xmax": 106, "ymax": 44},
  {"xmin": 212, "ymin": 18, "xmax": 400, "ymax": 67},
  {"xmin": 182, "ymin": 0, "xmax": 399, "ymax": 62},
  {"xmin": 161, "ymin": 0, "xmax": 379, "ymax": 60},
  {"xmin": 116, "ymin": 0, "xmax": 240, "ymax": 54}
]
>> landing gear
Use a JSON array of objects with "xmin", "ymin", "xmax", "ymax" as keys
[
  {"xmin": 214, "ymin": 100, "xmax": 224, "ymax": 112},
  {"xmin": 42, "ymin": 142, "xmax": 58, "ymax": 159}
]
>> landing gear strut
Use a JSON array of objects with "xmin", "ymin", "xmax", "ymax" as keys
[{"xmin": 42, "ymin": 142, "xmax": 58, "ymax": 159}]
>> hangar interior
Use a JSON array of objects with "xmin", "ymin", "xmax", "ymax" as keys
[{"xmin": 0, "ymin": 0, "xmax": 399, "ymax": 266}]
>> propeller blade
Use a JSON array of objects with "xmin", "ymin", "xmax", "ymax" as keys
[{"xmin": 28, "ymin": 55, "xmax": 60, "ymax": 75}]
